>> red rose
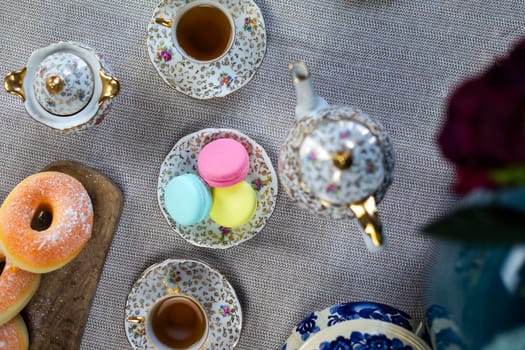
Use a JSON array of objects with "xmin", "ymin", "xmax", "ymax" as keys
[{"xmin": 438, "ymin": 38, "xmax": 525, "ymax": 192}]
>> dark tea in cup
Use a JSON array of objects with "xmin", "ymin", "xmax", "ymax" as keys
[
  {"xmin": 174, "ymin": 2, "xmax": 234, "ymax": 62},
  {"xmin": 148, "ymin": 295, "xmax": 208, "ymax": 349}
]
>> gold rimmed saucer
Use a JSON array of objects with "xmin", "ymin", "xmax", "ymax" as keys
[
  {"xmin": 146, "ymin": 0, "xmax": 267, "ymax": 99},
  {"xmin": 124, "ymin": 258, "xmax": 242, "ymax": 349}
]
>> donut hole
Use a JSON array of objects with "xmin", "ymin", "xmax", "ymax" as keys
[
  {"xmin": 0, "ymin": 261, "xmax": 5, "ymax": 276},
  {"xmin": 31, "ymin": 203, "xmax": 53, "ymax": 231}
]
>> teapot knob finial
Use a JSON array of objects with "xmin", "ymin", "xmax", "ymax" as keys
[
  {"xmin": 46, "ymin": 75, "xmax": 64, "ymax": 94},
  {"xmin": 333, "ymin": 150, "xmax": 353, "ymax": 170}
]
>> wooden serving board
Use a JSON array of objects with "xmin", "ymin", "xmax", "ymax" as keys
[{"xmin": 22, "ymin": 160, "xmax": 123, "ymax": 350}]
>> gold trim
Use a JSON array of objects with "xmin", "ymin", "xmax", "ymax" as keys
[
  {"xmin": 289, "ymin": 61, "xmax": 310, "ymax": 83},
  {"xmin": 127, "ymin": 316, "xmax": 145, "ymax": 324},
  {"xmin": 125, "ymin": 258, "xmax": 243, "ymax": 348},
  {"xmin": 98, "ymin": 69, "xmax": 120, "ymax": 105},
  {"xmin": 350, "ymin": 196, "xmax": 384, "ymax": 247},
  {"xmin": 333, "ymin": 149, "xmax": 353, "ymax": 170},
  {"xmin": 4, "ymin": 67, "xmax": 26, "ymax": 102},
  {"xmin": 155, "ymin": 17, "xmax": 173, "ymax": 28},
  {"xmin": 45, "ymin": 75, "xmax": 64, "ymax": 94}
]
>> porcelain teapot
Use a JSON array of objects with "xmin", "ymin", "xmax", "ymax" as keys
[
  {"xmin": 279, "ymin": 62, "xmax": 394, "ymax": 251},
  {"xmin": 4, "ymin": 41, "xmax": 120, "ymax": 133}
]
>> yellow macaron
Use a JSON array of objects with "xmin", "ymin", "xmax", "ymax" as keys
[{"xmin": 210, "ymin": 181, "xmax": 257, "ymax": 227}]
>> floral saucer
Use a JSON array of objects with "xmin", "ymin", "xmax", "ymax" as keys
[
  {"xmin": 283, "ymin": 302, "xmax": 424, "ymax": 350},
  {"xmin": 299, "ymin": 319, "xmax": 431, "ymax": 350},
  {"xmin": 147, "ymin": 0, "xmax": 266, "ymax": 99},
  {"xmin": 158, "ymin": 128, "xmax": 278, "ymax": 249},
  {"xmin": 125, "ymin": 258, "xmax": 242, "ymax": 349}
]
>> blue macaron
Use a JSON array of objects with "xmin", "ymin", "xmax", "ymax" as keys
[{"xmin": 164, "ymin": 174, "xmax": 212, "ymax": 226}]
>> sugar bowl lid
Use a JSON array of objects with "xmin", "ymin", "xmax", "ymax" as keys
[
  {"xmin": 298, "ymin": 111, "xmax": 386, "ymax": 205},
  {"xmin": 33, "ymin": 51, "xmax": 94, "ymax": 116}
]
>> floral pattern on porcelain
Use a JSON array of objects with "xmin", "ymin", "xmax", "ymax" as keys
[
  {"xmin": 283, "ymin": 302, "xmax": 419, "ymax": 350},
  {"xmin": 279, "ymin": 105, "xmax": 395, "ymax": 220},
  {"xmin": 158, "ymin": 128, "xmax": 278, "ymax": 248},
  {"xmin": 33, "ymin": 51, "xmax": 94, "ymax": 116},
  {"xmin": 318, "ymin": 332, "xmax": 414, "ymax": 350},
  {"xmin": 219, "ymin": 305, "xmax": 234, "ymax": 318},
  {"xmin": 157, "ymin": 45, "xmax": 173, "ymax": 62},
  {"xmin": 63, "ymin": 42, "xmax": 116, "ymax": 133},
  {"xmin": 296, "ymin": 313, "xmax": 321, "ymax": 340},
  {"xmin": 219, "ymin": 72, "xmax": 233, "ymax": 87},
  {"xmin": 243, "ymin": 17, "xmax": 258, "ymax": 32},
  {"xmin": 125, "ymin": 259, "xmax": 242, "ymax": 349},
  {"xmin": 327, "ymin": 302, "xmax": 413, "ymax": 331},
  {"xmin": 147, "ymin": 0, "xmax": 266, "ymax": 99},
  {"xmin": 299, "ymin": 118, "xmax": 385, "ymax": 204}
]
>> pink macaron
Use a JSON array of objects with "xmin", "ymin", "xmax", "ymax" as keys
[{"xmin": 198, "ymin": 138, "xmax": 250, "ymax": 187}]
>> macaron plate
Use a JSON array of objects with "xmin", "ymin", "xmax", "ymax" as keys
[{"xmin": 158, "ymin": 128, "xmax": 278, "ymax": 249}]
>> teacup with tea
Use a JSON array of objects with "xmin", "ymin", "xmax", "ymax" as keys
[
  {"xmin": 130, "ymin": 294, "xmax": 209, "ymax": 350},
  {"xmin": 156, "ymin": 0, "xmax": 235, "ymax": 64}
]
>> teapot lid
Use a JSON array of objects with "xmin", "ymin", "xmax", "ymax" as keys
[
  {"xmin": 32, "ymin": 51, "xmax": 94, "ymax": 116},
  {"xmin": 299, "ymin": 115, "xmax": 385, "ymax": 205}
]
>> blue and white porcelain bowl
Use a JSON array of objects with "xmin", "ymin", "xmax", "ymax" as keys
[
  {"xmin": 298, "ymin": 319, "xmax": 431, "ymax": 350},
  {"xmin": 283, "ymin": 302, "xmax": 428, "ymax": 350}
]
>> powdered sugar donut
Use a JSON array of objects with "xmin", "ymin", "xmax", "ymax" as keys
[
  {"xmin": 0, "ymin": 256, "xmax": 40, "ymax": 326},
  {"xmin": 0, "ymin": 315, "xmax": 29, "ymax": 349},
  {"xmin": 0, "ymin": 172, "xmax": 93, "ymax": 273}
]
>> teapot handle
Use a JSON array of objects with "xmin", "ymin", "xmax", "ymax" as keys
[
  {"xmin": 350, "ymin": 196, "xmax": 385, "ymax": 251},
  {"xmin": 4, "ymin": 67, "xmax": 27, "ymax": 102}
]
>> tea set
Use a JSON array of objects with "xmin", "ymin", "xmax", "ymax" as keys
[{"xmin": 2, "ymin": 0, "xmax": 445, "ymax": 349}]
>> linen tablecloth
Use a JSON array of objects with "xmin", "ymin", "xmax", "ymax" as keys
[{"xmin": 1, "ymin": 1, "xmax": 524, "ymax": 348}]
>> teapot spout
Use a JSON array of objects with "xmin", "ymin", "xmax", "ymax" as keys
[{"xmin": 289, "ymin": 61, "xmax": 327, "ymax": 118}]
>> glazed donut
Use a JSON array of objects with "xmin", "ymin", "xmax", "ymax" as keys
[
  {"xmin": 0, "ymin": 315, "xmax": 29, "ymax": 350},
  {"xmin": 0, "ymin": 172, "xmax": 93, "ymax": 273},
  {"xmin": 0, "ymin": 256, "xmax": 40, "ymax": 326}
]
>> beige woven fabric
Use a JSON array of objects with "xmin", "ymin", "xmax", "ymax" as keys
[{"xmin": 0, "ymin": 0, "xmax": 523, "ymax": 349}]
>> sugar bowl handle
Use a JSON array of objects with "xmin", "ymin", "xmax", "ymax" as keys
[
  {"xmin": 4, "ymin": 67, "xmax": 27, "ymax": 102},
  {"xmin": 350, "ymin": 196, "xmax": 385, "ymax": 251},
  {"xmin": 99, "ymin": 69, "xmax": 120, "ymax": 105}
]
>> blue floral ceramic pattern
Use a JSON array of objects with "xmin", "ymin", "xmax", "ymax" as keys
[
  {"xmin": 286, "ymin": 302, "xmax": 416, "ymax": 348},
  {"xmin": 328, "ymin": 302, "xmax": 413, "ymax": 332},
  {"xmin": 296, "ymin": 313, "xmax": 321, "ymax": 341},
  {"xmin": 318, "ymin": 332, "xmax": 414, "ymax": 350},
  {"xmin": 426, "ymin": 305, "xmax": 466, "ymax": 350}
]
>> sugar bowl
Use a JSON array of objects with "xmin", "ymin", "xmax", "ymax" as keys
[{"xmin": 4, "ymin": 41, "xmax": 120, "ymax": 133}]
